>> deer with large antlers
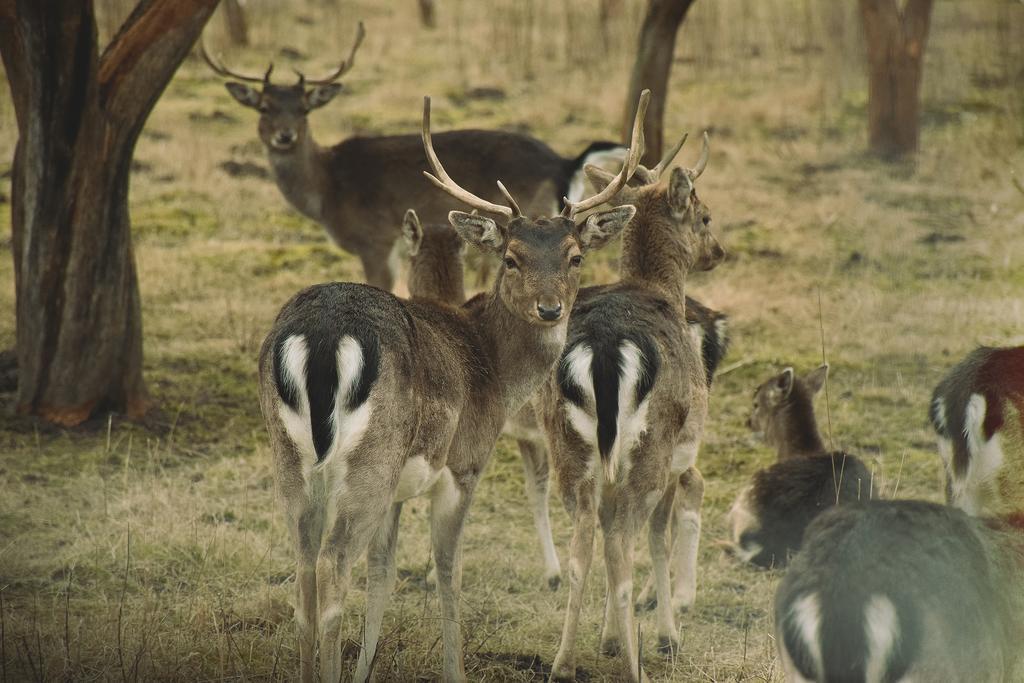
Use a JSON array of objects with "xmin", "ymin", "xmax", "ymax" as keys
[
  {"xmin": 537, "ymin": 125, "xmax": 726, "ymax": 681},
  {"xmin": 256, "ymin": 94, "xmax": 647, "ymax": 683},
  {"xmin": 203, "ymin": 22, "xmax": 627, "ymax": 291}
]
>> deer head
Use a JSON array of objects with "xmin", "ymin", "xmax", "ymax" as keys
[
  {"xmin": 585, "ymin": 131, "xmax": 725, "ymax": 272},
  {"xmin": 748, "ymin": 364, "xmax": 829, "ymax": 457},
  {"xmin": 201, "ymin": 22, "xmax": 365, "ymax": 152},
  {"xmin": 421, "ymin": 92, "xmax": 649, "ymax": 325}
]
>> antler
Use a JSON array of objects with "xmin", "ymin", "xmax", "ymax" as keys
[
  {"xmin": 300, "ymin": 21, "xmax": 366, "ymax": 86},
  {"xmin": 421, "ymin": 96, "xmax": 517, "ymax": 219},
  {"xmin": 688, "ymin": 131, "xmax": 710, "ymax": 180},
  {"xmin": 561, "ymin": 89, "xmax": 650, "ymax": 219},
  {"xmin": 649, "ymin": 132, "xmax": 688, "ymax": 180},
  {"xmin": 199, "ymin": 39, "xmax": 272, "ymax": 84}
]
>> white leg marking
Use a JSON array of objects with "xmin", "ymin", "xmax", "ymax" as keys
[
  {"xmin": 395, "ymin": 456, "xmax": 445, "ymax": 502},
  {"xmin": 789, "ymin": 593, "xmax": 823, "ymax": 681},
  {"xmin": 430, "ymin": 467, "xmax": 461, "ymax": 520},
  {"xmin": 671, "ymin": 441, "xmax": 699, "ymax": 473},
  {"xmin": 864, "ymin": 594, "xmax": 899, "ymax": 683}
]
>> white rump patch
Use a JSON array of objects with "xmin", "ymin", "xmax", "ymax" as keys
[
  {"xmin": 952, "ymin": 393, "xmax": 1004, "ymax": 514},
  {"xmin": 931, "ymin": 396, "xmax": 948, "ymax": 433},
  {"xmin": 864, "ymin": 594, "xmax": 899, "ymax": 683},
  {"xmin": 566, "ymin": 147, "xmax": 629, "ymax": 204},
  {"xmin": 278, "ymin": 335, "xmax": 374, "ymax": 487},
  {"xmin": 788, "ymin": 593, "xmax": 823, "ymax": 681},
  {"xmin": 563, "ymin": 344, "xmax": 598, "ymax": 457}
]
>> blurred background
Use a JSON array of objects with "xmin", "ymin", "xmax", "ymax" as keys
[{"xmin": 0, "ymin": 1, "xmax": 1022, "ymax": 680}]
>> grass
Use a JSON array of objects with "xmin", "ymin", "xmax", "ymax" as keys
[{"xmin": 1, "ymin": 0, "xmax": 1023, "ymax": 680}]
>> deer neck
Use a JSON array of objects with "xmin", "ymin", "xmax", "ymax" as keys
[
  {"xmin": 767, "ymin": 402, "xmax": 827, "ymax": 460},
  {"xmin": 473, "ymin": 285, "xmax": 567, "ymax": 413},
  {"xmin": 619, "ymin": 202, "xmax": 689, "ymax": 310},
  {"xmin": 266, "ymin": 135, "xmax": 328, "ymax": 222}
]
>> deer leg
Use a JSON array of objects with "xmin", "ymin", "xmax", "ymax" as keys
[
  {"xmin": 430, "ymin": 470, "xmax": 476, "ymax": 683},
  {"xmin": 604, "ymin": 519, "xmax": 647, "ymax": 683},
  {"xmin": 287, "ymin": 502, "xmax": 323, "ymax": 683},
  {"xmin": 670, "ymin": 467, "xmax": 704, "ymax": 613},
  {"xmin": 317, "ymin": 492, "xmax": 391, "ymax": 683},
  {"xmin": 550, "ymin": 486, "xmax": 596, "ymax": 682},
  {"xmin": 354, "ymin": 502, "xmax": 403, "ymax": 683},
  {"xmin": 600, "ymin": 571, "xmax": 621, "ymax": 656},
  {"xmin": 518, "ymin": 437, "xmax": 561, "ymax": 590},
  {"xmin": 648, "ymin": 480, "xmax": 679, "ymax": 654},
  {"xmin": 359, "ymin": 250, "xmax": 396, "ymax": 292}
]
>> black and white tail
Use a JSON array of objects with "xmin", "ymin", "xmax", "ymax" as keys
[
  {"xmin": 557, "ymin": 334, "xmax": 659, "ymax": 482},
  {"xmin": 272, "ymin": 327, "xmax": 380, "ymax": 466},
  {"xmin": 563, "ymin": 142, "xmax": 629, "ymax": 206}
]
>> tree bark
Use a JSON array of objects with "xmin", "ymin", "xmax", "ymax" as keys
[
  {"xmin": 859, "ymin": 0, "xmax": 934, "ymax": 159},
  {"xmin": 0, "ymin": 0, "xmax": 219, "ymax": 426},
  {"xmin": 622, "ymin": 0, "xmax": 697, "ymax": 166},
  {"xmin": 222, "ymin": 0, "xmax": 248, "ymax": 46}
]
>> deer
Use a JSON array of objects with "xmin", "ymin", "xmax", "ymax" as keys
[
  {"xmin": 535, "ymin": 125, "xmax": 727, "ymax": 682},
  {"xmin": 202, "ymin": 22, "xmax": 627, "ymax": 292},
  {"xmin": 402, "ymin": 209, "xmax": 730, "ymax": 593},
  {"xmin": 929, "ymin": 345, "xmax": 1024, "ymax": 524},
  {"xmin": 775, "ymin": 499, "xmax": 1024, "ymax": 682},
  {"xmin": 725, "ymin": 364, "xmax": 871, "ymax": 568},
  {"xmin": 255, "ymin": 93, "xmax": 648, "ymax": 683}
]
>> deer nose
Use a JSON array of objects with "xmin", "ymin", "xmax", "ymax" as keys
[
  {"xmin": 273, "ymin": 130, "xmax": 296, "ymax": 146},
  {"xmin": 536, "ymin": 302, "xmax": 563, "ymax": 321}
]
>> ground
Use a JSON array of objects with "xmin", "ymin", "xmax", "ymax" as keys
[{"xmin": 0, "ymin": 0, "xmax": 1022, "ymax": 680}]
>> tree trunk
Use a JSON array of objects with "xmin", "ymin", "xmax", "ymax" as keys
[
  {"xmin": 222, "ymin": 0, "xmax": 248, "ymax": 46},
  {"xmin": 0, "ymin": 0, "xmax": 219, "ymax": 426},
  {"xmin": 622, "ymin": 0, "xmax": 697, "ymax": 166},
  {"xmin": 859, "ymin": 0, "xmax": 934, "ymax": 159},
  {"xmin": 418, "ymin": 0, "xmax": 437, "ymax": 29}
]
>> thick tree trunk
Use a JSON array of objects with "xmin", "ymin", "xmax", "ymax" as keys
[
  {"xmin": 222, "ymin": 0, "xmax": 248, "ymax": 46},
  {"xmin": 0, "ymin": 0, "xmax": 219, "ymax": 426},
  {"xmin": 623, "ymin": 0, "xmax": 696, "ymax": 166},
  {"xmin": 859, "ymin": 0, "xmax": 934, "ymax": 159}
]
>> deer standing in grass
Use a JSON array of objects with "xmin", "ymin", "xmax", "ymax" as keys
[
  {"xmin": 930, "ymin": 345, "xmax": 1024, "ymax": 522},
  {"xmin": 539, "ymin": 128, "xmax": 726, "ymax": 682},
  {"xmin": 257, "ymin": 94, "xmax": 647, "ymax": 683},
  {"xmin": 203, "ymin": 22, "xmax": 626, "ymax": 291},
  {"xmin": 402, "ymin": 211, "xmax": 730, "ymax": 592},
  {"xmin": 726, "ymin": 365, "xmax": 871, "ymax": 568},
  {"xmin": 775, "ymin": 500, "xmax": 1024, "ymax": 682}
]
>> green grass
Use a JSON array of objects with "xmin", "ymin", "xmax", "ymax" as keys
[{"xmin": 1, "ymin": 0, "xmax": 1023, "ymax": 680}]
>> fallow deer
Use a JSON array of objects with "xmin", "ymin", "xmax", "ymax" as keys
[
  {"xmin": 402, "ymin": 208, "xmax": 731, "ymax": 593},
  {"xmin": 203, "ymin": 23, "xmax": 626, "ymax": 291},
  {"xmin": 775, "ymin": 500, "xmax": 1024, "ymax": 682},
  {"xmin": 538, "ymin": 129, "xmax": 726, "ymax": 682},
  {"xmin": 930, "ymin": 345, "xmax": 1024, "ymax": 522},
  {"xmin": 726, "ymin": 364, "xmax": 871, "ymax": 568},
  {"xmin": 256, "ymin": 94, "xmax": 647, "ymax": 683}
]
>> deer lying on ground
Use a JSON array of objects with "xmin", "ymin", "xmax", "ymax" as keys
[
  {"xmin": 203, "ymin": 23, "xmax": 626, "ymax": 291},
  {"xmin": 402, "ymin": 209, "xmax": 730, "ymax": 592},
  {"xmin": 930, "ymin": 345, "xmax": 1024, "ymax": 522},
  {"xmin": 725, "ymin": 365, "xmax": 871, "ymax": 568},
  {"xmin": 256, "ymin": 94, "xmax": 646, "ymax": 683},
  {"xmin": 536, "ymin": 128, "xmax": 726, "ymax": 682},
  {"xmin": 775, "ymin": 500, "xmax": 1024, "ymax": 682}
]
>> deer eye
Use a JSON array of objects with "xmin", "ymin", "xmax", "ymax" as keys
[
  {"xmin": 702, "ymin": 215, "xmax": 711, "ymax": 226},
  {"xmin": 504, "ymin": 257, "xmax": 518, "ymax": 270},
  {"xmin": 570, "ymin": 255, "xmax": 583, "ymax": 267}
]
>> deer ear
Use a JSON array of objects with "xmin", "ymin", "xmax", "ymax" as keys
[
  {"xmin": 668, "ymin": 167, "xmax": 694, "ymax": 217},
  {"xmin": 402, "ymin": 209, "xmax": 423, "ymax": 257},
  {"xmin": 448, "ymin": 211, "xmax": 504, "ymax": 252},
  {"xmin": 804, "ymin": 363, "xmax": 829, "ymax": 396},
  {"xmin": 583, "ymin": 164, "xmax": 617, "ymax": 192},
  {"xmin": 304, "ymin": 83, "xmax": 342, "ymax": 110},
  {"xmin": 225, "ymin": 82, "xmax": 261, "ymax": 109},
  {"xmin": 578, "ymin": 205, "xmax": 635, "ymax": 253},
  {"xmin": 776, "ymin": 367, "xmax": 795, "ymax": 398}
]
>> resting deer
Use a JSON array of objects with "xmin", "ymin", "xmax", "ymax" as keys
[
  {"xmin": 930, "ymin": 345, "xmax": 1024, "ymax": 522},
  {"xmin": 775, "ymin": 500, "xmax": 1024, "ymax": 682},
  {"xmin": 256, "ymin": 94, "xmax": 646, "ymax": 683},
  {"xmin": 402, "ymin": 208, "xmax": 730, "ymax": 592},
  {"xmin": 203, "ymin": 23, "xmax": 626, "ymax": 291},
  {"xmin": 537, "ymin": 128, "xmax": 726, "ymax": 682},
  {"xmin": 726, "ymin": 365, "xmax": 871, "ymax": 568}
]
